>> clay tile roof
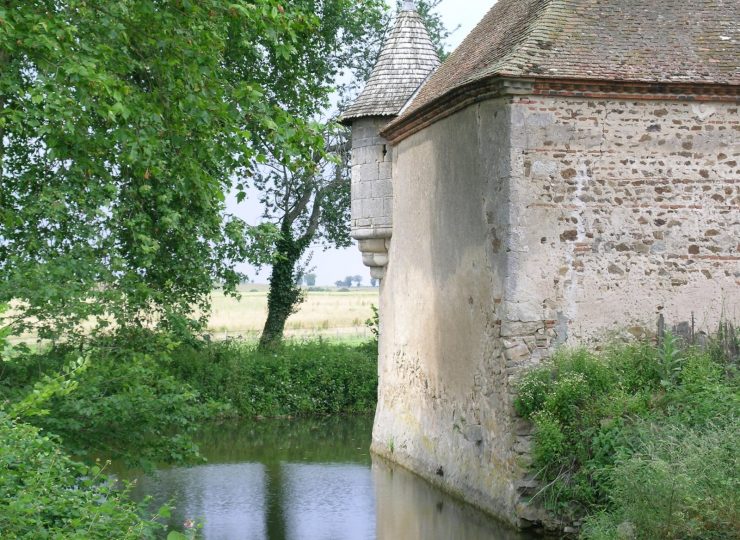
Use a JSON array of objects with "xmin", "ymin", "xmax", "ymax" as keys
[
  {"xmin": 399, "ymin": 0, "xmax": 740, "ymax": 119},
  {"xmin": 340, "ymin": 5, "xmax": 441, "ymax": 122}
]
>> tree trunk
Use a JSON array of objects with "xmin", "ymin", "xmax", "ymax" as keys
[{"xmin": 259, "ymin": 228, "xmax": 305, "ymax": 349}]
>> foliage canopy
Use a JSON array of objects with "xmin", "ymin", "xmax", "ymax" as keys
[{"xmin": 0, "ymin": 0, "xmax": 374, "ymax": 338}]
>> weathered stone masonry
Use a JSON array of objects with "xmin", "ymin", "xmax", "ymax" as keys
[
  {"xmin": 343, "ymin": 0, "xmax": 739, "ymax": 531},
  {"xmin": 372, "ymin": 94, "xmax": 739, "ymax": 529},
  {"xmin": 509, "ymin": 97, "xmax": 739, "ymax": 349},
  {"xmin": 350, "ymin": 117, "xmax": 394, "ymax": 279}
]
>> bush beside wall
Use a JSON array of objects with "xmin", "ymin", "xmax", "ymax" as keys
[{"xmin": 515, "ymin": 334, "xmax": 739, "ymax": 539}]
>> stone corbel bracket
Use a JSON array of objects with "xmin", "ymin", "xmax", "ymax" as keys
[{"xmin": 354, "ymin": 230, "xmax": 392, "ymax": 280}]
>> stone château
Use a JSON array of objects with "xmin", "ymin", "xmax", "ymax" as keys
[{"xmin": 342, "ymin": 0, "xmax": 739, "ymax": 529}]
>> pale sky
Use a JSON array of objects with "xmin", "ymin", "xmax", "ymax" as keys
[{"xmin": 233, "ymin": 0, "xmax": 496, "ymax": 285}]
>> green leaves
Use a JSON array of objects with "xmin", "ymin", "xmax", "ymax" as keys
[
  {"xmin": 0, "ymin": 0, "xmax": 342, "ymax": 339},
  {"xmin": 516, "ymin": 336, "xmax": 740, "ymax": 528},
  {"xmin": 658, "ymin": 331, "xmax": 684, "ymax": 388},
  {"xmin": 8, "ymin": 356, "xmax": 89, "ymax": 421},
  {"xmin": 169, "ymin": 340, "xmax": 378, "ymax": 417},
  {"xmin": 0, "ymin": 414, "xmax": 164, "ymax": 538}
]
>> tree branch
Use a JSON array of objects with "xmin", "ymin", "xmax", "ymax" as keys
[
  {"xmin": 299, "ymin": 187, "xmax": 323, "ymax": 245},
  {"xmin": 284, "ymin": 182, "xmax": 313, "ymax": 226}
]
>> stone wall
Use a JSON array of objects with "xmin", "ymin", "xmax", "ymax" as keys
[
  {"xmin": 372, "ymin": 94, "xmax": 739, "ymax": 528},
  {"xmin": 506, "ymin": 96, "xmax": 739, "ymax": 356},
  {"xmin": 350, "ymin": 117, "xmax": 395, "ymax": 241},
  {"xmin": 374, "ymin": 98, "xmax": 526, "ymax": 526}
]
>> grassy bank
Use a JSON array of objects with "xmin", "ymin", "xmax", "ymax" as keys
[
  {"xmin": 1, "ymin": 335, "xmax": 378, "ymax": 465},
  {"xmin": 515, "ymin": 332, "xmax": 739, "ymax": 539}
]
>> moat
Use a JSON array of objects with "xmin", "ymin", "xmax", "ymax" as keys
[{"xmin": 120, "ymin": 415, "xmax": 537, "ymax": 539}]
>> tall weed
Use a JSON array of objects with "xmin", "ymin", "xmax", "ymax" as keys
[
  {"xmin": 581, "ymin": 421, "xmax": 740, "ymax": 539},
  {"xmin": 514, "ymin": 331, "xmax": 739, "ymax": 535}
]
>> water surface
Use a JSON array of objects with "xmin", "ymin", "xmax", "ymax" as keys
[{"xmin": 125, "ymin": 416, "xmax": 536, "ymax": 540}]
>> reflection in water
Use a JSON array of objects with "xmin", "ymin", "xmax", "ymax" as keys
[
  {"xmin": 136, "ymin": 464, "xmax": 268, "ymax": 539},
  {"xmin": 373, "ymin": 458, "xmax": 527, "ymax": 540},
  {"xmin": 125, "ymin": 416, "xmax": 535, "ymax": 540},
  {"xmin": 283, "ymin": 464, "xmax": 374, "ymax": 540}
]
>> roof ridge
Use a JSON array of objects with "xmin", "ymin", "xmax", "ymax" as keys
[{"xmin": 393, "ymin": 0, "xmax": 739, "ymax": 123}]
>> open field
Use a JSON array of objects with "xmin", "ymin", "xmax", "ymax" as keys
[
  {"xmin": 207, "ymin": 285, "xmax": 378, "ymax": 341},
  {"xmin": 6, "ymin": 286, "xmax": 379, "ymax": 344}
]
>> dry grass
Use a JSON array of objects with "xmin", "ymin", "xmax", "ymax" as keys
[
  {"xmin": 207, "ymin": 285, "xmax": 378, "ymax": 341},
  {"xmin": 5, "ymin": 286, "xmax": 379, "ymax": 344}
]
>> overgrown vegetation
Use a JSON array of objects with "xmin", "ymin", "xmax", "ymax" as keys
[
  {"xmin": 0, "ymin": 325, "xmax": 174, "ymax": 537},
  {"xmin": 514, "ymin": 329, "xmax": 739, "ymax": 539},
  {"xmin": 0, "ymin": 413, "xmax": 165, "ymax": 539},
  {"xmin": 170, "ymin": 340, "xmax": 378, "ymax": 417},
  {"xmin": 1, "ymin": 335, "xmax": 377, "ymax": 461},
  {"xmin": 0, "ymin": 310, "xmax": 377, "ymax": 536},
  {"xmin": 1, "ymin": 333, "xmax": 218, "ymax": 469}
]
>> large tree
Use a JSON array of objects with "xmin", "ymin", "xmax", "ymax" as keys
[
  {"xmin": 253, "ymin": 0, "xmax": 454, "ymax": 348},
  {"xmin": 0, "ymin": 0, "xmax": 371, "ymax": 339}
]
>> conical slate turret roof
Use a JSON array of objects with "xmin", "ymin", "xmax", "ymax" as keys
[{"xmin": 340, "ymin": 3, "xmax": 440, "ymax": 122}]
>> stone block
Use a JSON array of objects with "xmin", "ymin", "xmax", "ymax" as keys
[
  {"xmin": 373, "ymin": 215, "xmax": 393, "ymax": 228},
  {"xmin": 351, "ymin": 198, "xmax": 363, "ymax": 221},
  {"xmin": 363, "ymin": 197, "xmax": 384, "ymax": 219},
  {"xmin": 355, "ymin": 163, "xmax": 379, "ymax": 182},
  {"xmin": 504, "ymin": 342, "xmax": 530, "ymax": 363},
  {"xmin": 353, "ymin": 145, "xmax": 382, "ymax": 166},
  {"xmin": 372, "ymin": 179, "xmax": 392, "ymax": 199},
  {"xmin": 353, "ymin": 180, "xmax": 372, "ymax": 200}
]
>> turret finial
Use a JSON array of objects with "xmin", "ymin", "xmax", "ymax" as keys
[{"xmin": 402, "ymin": 1, "xmax": 416, "ymax": 11}]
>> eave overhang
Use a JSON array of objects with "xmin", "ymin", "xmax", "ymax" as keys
[{"xmin": 381, "ymin": 76, "xmax": 740, "ymax": 145}]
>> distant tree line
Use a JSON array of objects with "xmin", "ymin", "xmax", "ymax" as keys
[{"xmin": 335, "ymin": 275, "xmax": 363, "ymax": 288}]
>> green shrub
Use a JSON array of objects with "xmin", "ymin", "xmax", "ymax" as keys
[
  {"xmin": 0, "ymin": 413, "xmax": 163, "ymax": 539},
  {"xmin": 170, "ymin": 339, "xmax": 378, "ymax": 417},
  {"xmin": 1, "ymin": 335, "xmax": 219, "ymax": 469},
  {"xmin": 2, "ymin": 330, "xmax": 377, "ymax": 466},
  {"xmin": 531, "ymin": 410, "xmax": 567, "ymax": 469},
  {"xmin": 34, "ymin": 349, "xmax": 218, "ymax": 469},
  {"xmin": 514, "ymin": 334, "xmax": 739, "ymax": 530}
]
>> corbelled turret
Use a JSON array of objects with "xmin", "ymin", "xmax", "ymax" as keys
[{"xmin": 341, "ymin": 2, "xmax": 439, "ymax": 279}]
